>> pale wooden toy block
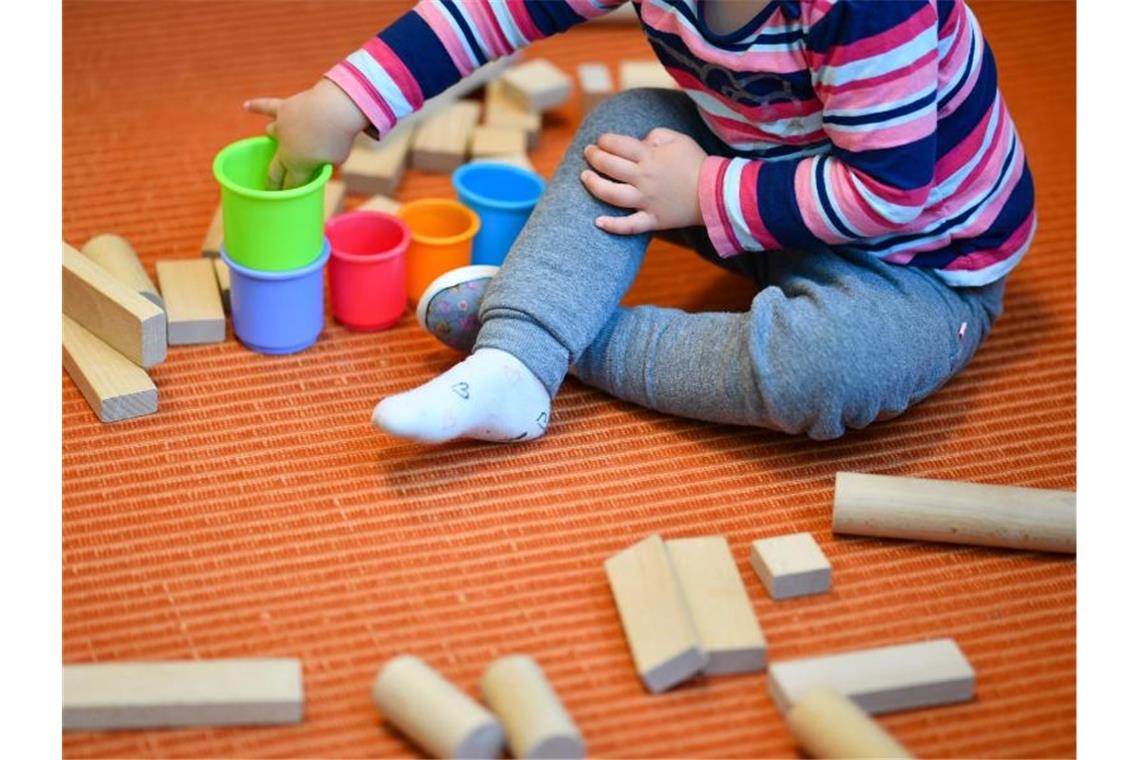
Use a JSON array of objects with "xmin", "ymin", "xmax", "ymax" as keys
[
  {"xmin": 63, "ymin": 242, "xmax": 167, "ymax": 369},
  {"xmin": 785, "ymin": 686, "xmax": 913, "ymax": 759},
  {"xmin": 63, "ymin": 315, "xmax": 158, "ymax": 424},
  {"xmin": 501, "ymin": 59, "xmax": 572, "ymax": 112},
  {"xmin": 342, "ymin": 125, "xmax": 414, "ymax": 196},
  {"xmin": 578, "ymin": 63, "xmax": 614, "ymax": 114},
  {"xmin": 665, "ymin": 536, "xmax": 767, "ymax": 675},
  {"xmin": 485, "ymin": 79, "xmax": 541, "ymax": 150},
  {"xmin": 768, "ymin": 638, "xmax": 976, "ymax": 716},
  {"xmin": 81, "ymin": 234, "xmax": 163, "ymax": 310},
  {"xmin": 201, "ymin": 204, "xmax": 224, "ymax": 257},
  {"xmin": 750, "ymin": 532, "xmax": 832, "ymax": 600},
  {"xmin": 155, "ymin": 259, "xmax": 226, "ymax": 345},
  {"xmin": 357, "ymin": 194, "xmax": 402, "ymax": 215},
  {"xmin": 470, "ymin": 154, "xmax": 536, "ymax": 172},
  {"xmin": 213, "ymin": 257, "xmax": 231, "ymax": 313},
  {"xmin": 833, "ymin": 471, "xmax": 1077, "ymax": 554},
  {"xmin": 324, "ymin": 179, "xmax": 347, "ymax": 219},
  {"xmin": 620, "ymin": 59, "xmax": 678, "ymax": 91},
  {"xmin": 62, "ymin": 658, "xmax": 303, "ymax": 731},
  {"xmin": 604, "ymin": 534, "xmax": 709, "ymax": 693},
  {"xmin": 412, "ymin": 100, "xmax": 483, "ymax": 173},
  {"xmin": 372, "ymin": 654, "xmax": 505, "ymax": 759},
  {"xmin": 469, "ymin": 125, "xmax": 527, "ymax": 159},
  {"xmin": 481, "ymin": 655, "xmax": 585, "ymax": 760}
]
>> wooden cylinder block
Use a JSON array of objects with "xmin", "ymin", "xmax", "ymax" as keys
[
  {"xmin": 481, "ymin": 655, "xmax": 585, "ymax": 759},
  {"xmin": 785, "ymin": 686, "xmax": 912, "ymax": 759},
  {"xmin": 833, "ymin": 471, "xmax": 1076, "ymax": 554},
  {"xmin": 81, "ymin": 234, "xmax": 163, "ymax": 309},
  {"xmin": 371, "ymin": 655, "xmax": 504, "ymax": 759}
]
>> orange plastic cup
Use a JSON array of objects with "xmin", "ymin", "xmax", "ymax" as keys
[{"xmin": 397, "ymin": 199, "xmax": 481, "ymax": 304}]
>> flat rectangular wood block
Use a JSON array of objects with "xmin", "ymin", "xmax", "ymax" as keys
[
  {"xmin": 201, "ymin": 205, "xmax": 224, "ymax": 257},
  {"xmin": 768, "ymin": 638, "xmax": 975, "ymax": 716},
  {"xmin": 620, "ymin": 60, "xmax": 678, "ymax": 91},
  {"xmin": 750, "ymin": 532, "xmax": 832, "ymax": 600},
  {"xmin": 470, "ymin": 154, "xmax": 535, "ymax": 172},
  {"xmin": 469, "ymin": 125, "xmax": 528, "ymax": 158},
  {"xmin": 63, "ymin": 242, "xmax": 167, "ymax": 368},
  {"xmin": 63, "ymin": 658, "xmax": 304, "ymax": 731},
  {"xmin": 63, "ymin": 315, "xmax": 158, "ymax": 424},
  {"xmin": 604, "ymin": 534, "xmax": 708, "ymax": 693},
  {"xmin": 155, "ymin": 259, "xmax": 226, "ymax": 345},
  {"xmin": 356, "ymin": 194, "xmax": 402, "ymax": 215},
  {"xmin": 666, "ymin": 536, "xmax": 767, "ymax": 675},
  {"xmin": 485, "ymin": 79, "xmax": 541, "ymax": 149},
  {"xmin": 342, "ymin": 126, "xmax": 414, "ymax": 197},
  {"xmin": 578, "ymin": 63, "xmax": 614, "ymax": 114},
  {"xmin": 412, "ymin": 100, "xmax": 482, "ymax": 173},
  {"xmin": 501, "ymin": 59, "xmax": 572, "ymax": 112}
]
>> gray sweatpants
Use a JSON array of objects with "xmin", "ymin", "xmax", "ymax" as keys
[{"xmin": 474, "ymin": 89, "xmax": 1006, "ymax": 440}]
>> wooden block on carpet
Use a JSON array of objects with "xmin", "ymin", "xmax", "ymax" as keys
[
  {"xmin": 342, "ymin": 126, "xmax": 414, "ymax": 196},
  {"xmin": 767, "ymin": 638, "xmax": 976, "ymax": 715},
  {"xmin": 620, "ymin": 60, "xmax": 678, "ymax": 90},
  {"xmin": 62, "ymin": 315, "xmax": 157, "ymax": 424},
  {"xmin": 485, "ymin": 79, "xmax": 541, "ymax": 150},
  {"xmin": 750, "ymin": 532, "xmax": 832, "ymax": 600},
  {"xmin": 62, "ymin": 242, "xmax": 167, "ymax": 368},
  {"xmin": 201, "ymin": 204, "xmax": 224, "ymax": 258},
  {"xmin": 470, "ymin": 125, "xmax": 528, "ymax": 158},
  {"xmin": 785, "ymin": 686, "xmax": 913, "ymax": 759},
  {"xmin": 63, "ymin": 658, "xmax": 304, "ymax": 731},
  {"xmin": 155, "ymin": 259, "xmax": 226, "ymax": 345},
  {"xmin": 470, "ymin": 154, "xmax": 535, "ymax": 172},
  {"xmin": 412, "ymin": 100, "xmax": 482, "ymax": 173},
  {"xmin": 501, "ymin": 59, "xmax": 572, "ymax": 112},
  {"xmin": 604, "ymin": 534, "xmax": 708, "ymax": 693},
  {"xmin": 666, "ymin": 536, "xmax": 767, "ymax": 674},
  {"xmin": 81, "ymin": 234, "xmax": 163, "ymax": 310},
  {"xmin": 324, "ymin": 179, "xmax": 346, "ymax": 219},
  {"xmin": 356, "ymin": 194, "xmax": 402, "ymax": 214},
  {"xmin": 212, "ymin": 257, "xmax": 231, "ymax": 313},
  {"xmin": 578, "ymin": 63, "xmax": 614, "ymax": 114}
]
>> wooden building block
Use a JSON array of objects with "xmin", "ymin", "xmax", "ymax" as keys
[
  {"xmin": 620, "ymin": 60, "xmax": 678, "ymax": 91},
  {"xmin": 324, "ymin": 179, "xmax": 347, "ymax": 219},
  {"xmin": 470, "ymin": 154, "xmax": 535, "ymax": 172},
  {"xmin": 469, "ymin": 125, "xmax": 527, "ymax": 158},
  {"xmin": 604, "ymin": 534, "xmax": 708, "ymax": 693},
  {"xmin": 155, "ymin": 259, "xmax": 226, "ymax": 345},
  {"xmin": 500, "ymin": 59, "xmax": 572, "ymax": 112},
  {"xmin": 768, "ymin": 638, "xmax": 975, "ymax": 716},
  {"xmin": 833, "ymin": 471, "xmax": 1077, "ymax": 554},
  {"xmin": 81, "ymin": 234, "xmax": 163, "ymax": 309},
  {"xmin": 372, "ymin": 655, "xmax": 505, "ymax": 759},
  {"xmin": 201, "ymin": 204, "xmax": 224, "ymax": 257},
  {"xmin": 63, "ymin": 658, "xmax": 304, "ymax": 731},
  {"xmin": 63, "ymin": 315, "xmax": 158, "ymax": 424},
  {"xmin": 412, "ymin": 100, "xmax": 483, "ymax": 173},
  {"xmin": 665, "ymin": 536, "xmax": 767, "ymax": 675},
  {"xmin": 750, "ymin": 532, "xmax": 832, "ymax": 600},
  {"xmin": 357, "ymin": 194, "xmax": 402, "ymax": 215},
  {"xmin": 578, "ymin": 63, "xmax": 614, "ymax": 114},
  {"xmin": 784, "ymin": 686, "xmax": 913, "ymax": 759},
  {"xmin": 342, "ymin": 125, "xmax": 414, "ymax": 196},
  {"xmin": 485, "ymin": 79, "xmax": 541, "ymax": 150},
  {"xmin": 62, "ymin": 242, "xmax": 167, "ymax": 369},
  {"xmin": 481, "ymin": 655, "xmax": 585, "ymax": 760},
  {"xmin": 213, "ymin": 257, "xmax": 231, "ymax": 313}
]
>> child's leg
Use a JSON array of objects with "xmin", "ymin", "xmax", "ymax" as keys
[{"xmin": 574, "ymin": 245, "xmax": 1007, "ymax": 440}]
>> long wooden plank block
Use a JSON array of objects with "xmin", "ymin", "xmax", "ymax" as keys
[
  {"xmin": 63, "ymin": 658, "xmax": 304, "ymax": 731},
  {"xmin": 666, "ymin": 536, "xmax": 766, "ymax": 674},
  {"xmin": 785, "ymin": 686, "xmax": 913, "ymax": 759},
  {"xmin": 768, "ymin": 638, "xmax": 975, "ymax": 716},
  {"xmin": 412, "ymin": 100, "xmax": 482, "ymax": 173},
  {"xmin": 604, "ymin": 534, "xmax": 708, "ymax": 693},
  {"xmin": 62, "ymin": 242, "xmax": 167, "ymax": 368},
  {"xmin": 833, "ymin": 471, "xmax": 1077, "ymax": 554},
  {"xmin": 81, "ymin": 234, "xmax": 163, "ymax": 309},
  {"xmin": 155, "ymin": 259, "xmax": 226, "ymax": 345},
  {"xmin": 62, "ymin": 315, "xmax": 157, "ymax": 423}
]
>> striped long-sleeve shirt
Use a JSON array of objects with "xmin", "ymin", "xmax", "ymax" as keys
[{"xmin": 326, "ymin": 0, "xmax": 1035, "ymax": 287}]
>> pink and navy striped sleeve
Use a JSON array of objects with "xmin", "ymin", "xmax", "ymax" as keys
[
  {"xmin": 699, "ymin": 1, "xmax": 941, "ymax": 256},
  {"xmin": 325, "ymin": 0, "xmax": 627, "ymax": 137}
]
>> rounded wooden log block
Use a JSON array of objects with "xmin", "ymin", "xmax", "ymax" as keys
[
  {"xmin": 81, "ymin": 234, "xmax": 164, "ymax": 309},
  {"xmin": 371, "ymin": 655, "xmax": 504, "ymax": 759},
  {"xmin": 785, "ymin": 686, "xmax": 912, "ymax": 759},
  {"xmin": 481, "ymin": 655, "xmax": 585, "ymax": 759}
]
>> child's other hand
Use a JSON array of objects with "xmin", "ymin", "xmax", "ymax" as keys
[
  {"xmin": 580, "ymin": 128, "xmax": 706, "ymax": 234},
  {"xmin": 244, "ymin": 80, "xmax": 369, "ymax": 190}
]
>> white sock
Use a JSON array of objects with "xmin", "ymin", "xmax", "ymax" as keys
[{"xmin": 371, "ymin": 348, "xmax": 551, "ymax": 444}]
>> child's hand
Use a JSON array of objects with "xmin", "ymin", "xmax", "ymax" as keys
[
  {"xmin": 580, "ymin": 128, "xmax": 706, "ymax": 234},
  {"xmin": 244, "ymin": 80, "xmax": 369, "ymax": 190}
]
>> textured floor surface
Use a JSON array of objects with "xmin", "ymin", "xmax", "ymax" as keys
[{"xmin": 62, "ymin": 2, "xmax": 1076, "ymax": 758}]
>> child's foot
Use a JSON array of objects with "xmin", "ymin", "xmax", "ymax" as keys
[
  {"xmin": 371, "ymin": 348, "xmax": 550, "ymax": 444},
  {"xmin": 416, "ymin": 264, "xmax": 499, "ymax": 353}
]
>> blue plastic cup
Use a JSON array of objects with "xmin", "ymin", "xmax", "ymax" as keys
[
  {"xmin": 220, "ymin": 241, "xmax": 330, "ymax": 355},
  {"xmin": 451, "ymin": 162, "xmax": 545, "ymax": 266}
]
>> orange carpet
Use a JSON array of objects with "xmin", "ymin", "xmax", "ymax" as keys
[{"xmin": 62, "ymin": 2, "xmax": 1076, "ymax": 757}]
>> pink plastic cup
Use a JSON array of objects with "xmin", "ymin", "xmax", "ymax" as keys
[{"xmin": 325, "ymin": 211, "xmax": 411, "ymax": 331}]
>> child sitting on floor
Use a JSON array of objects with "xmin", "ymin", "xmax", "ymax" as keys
[{"xmin": 245, "ymin": 0, "xmax": 1034, "ymax": 443}]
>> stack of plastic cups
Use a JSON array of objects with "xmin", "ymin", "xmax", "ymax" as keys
[{"xmin": 212, "ymin": 136, "xmax": 332, "ymax": 354}]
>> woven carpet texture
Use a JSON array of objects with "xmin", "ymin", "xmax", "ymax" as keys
[{"xmin": 62, "ymin": 2, "xmax": 1075, "ymax": 757}]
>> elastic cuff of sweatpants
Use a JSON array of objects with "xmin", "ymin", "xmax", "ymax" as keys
[{"xmin": 474, "ymin": 313, "xmax": 570, "ymax": 398}]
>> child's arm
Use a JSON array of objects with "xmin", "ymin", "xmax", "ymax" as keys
[{"xmin": 247, "ymin": 0, "xmax": 630, "ymax": 188}]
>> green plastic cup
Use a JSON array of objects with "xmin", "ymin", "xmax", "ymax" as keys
[{"xmin": 212, "ymin": 136, "xmax": 332, "ymax": 271}]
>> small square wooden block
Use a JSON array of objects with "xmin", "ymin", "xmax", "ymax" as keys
[{"xmin": 750, "ymin": 532, "xmax": 832, "ymax": 600}]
